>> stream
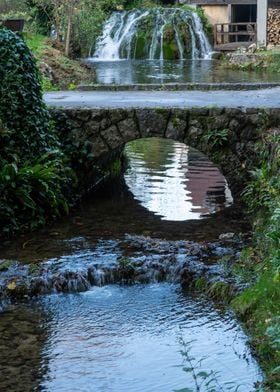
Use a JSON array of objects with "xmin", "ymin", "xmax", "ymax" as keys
[{"xmin": 0, "ymin": 139, "xmax": 262, "ymax": 391}]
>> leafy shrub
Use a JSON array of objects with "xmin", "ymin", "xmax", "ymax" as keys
[
  {"xmin": 0, "ymin": 153, "xmax": 75, "ymax": 236},
  {"xmin": 232, "ymin": 130, "xmax": 280, "ymax": 388}
]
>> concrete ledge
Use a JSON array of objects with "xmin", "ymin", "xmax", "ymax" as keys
[{"xmin": 77, "ymin": 82, "xmax": 280, "ymax": 92}]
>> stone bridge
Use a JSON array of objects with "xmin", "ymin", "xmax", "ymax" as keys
[{"xmin": 50, "ymin": 105, "xmax": 280, "ymax": 196}]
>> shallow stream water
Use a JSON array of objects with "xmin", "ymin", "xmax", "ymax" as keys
[{"xmin": 0, "ymin": 139, "xmax": 261, "ymax": 391}]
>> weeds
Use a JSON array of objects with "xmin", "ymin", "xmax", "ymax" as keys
[
  {"xmin": 204, "ymin": 129, "xmax": 229, "ymax": 149},
  {"xmin": 176, "ymin": 335, "xmax": 244, "ymax": 392}
]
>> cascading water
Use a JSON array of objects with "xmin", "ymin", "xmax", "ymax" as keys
[{"xmin": 92, "ymin": 8, "xmax": 212, "ymax": 61}]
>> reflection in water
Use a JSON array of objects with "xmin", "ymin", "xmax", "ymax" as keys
[
  {"xmin": 87, "ymin": 59, "xmax": 280, "ymax": 85},
  {"xmin": 125, "ymin": 138, "xmax": 233, "ymax": 220},
  {"xmin": 39, "ymin": 284, "xmax": 261, "ymax": 392}
]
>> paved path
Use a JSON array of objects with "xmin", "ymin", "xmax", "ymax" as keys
[{"xmin": 44, "ymin": 88, "xmax": 280, "ymax": 108}]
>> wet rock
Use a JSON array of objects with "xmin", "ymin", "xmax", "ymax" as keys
[
  {"xmin": 219, "ymin": 232, "xmax": 235, "ymax": 240},
  {"xmin": 180, "ymin": 268, "xmax": 196, "ymax": 288},
  {"xmin": 0, "ymin": 235, "xmax": 245, "ymax": 303}
]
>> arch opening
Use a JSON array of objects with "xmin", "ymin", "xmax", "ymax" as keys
[{"xmin": 123, "ymin": 137, "xmax": 233, "ymax": 221}]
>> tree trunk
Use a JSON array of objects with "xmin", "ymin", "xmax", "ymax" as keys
[{"xmin": 65, "ymin": 3, "xmax": 73, "ymax": 57}]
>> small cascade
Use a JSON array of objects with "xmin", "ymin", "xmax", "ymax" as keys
[
  {"xmin": 0, "ymin": 234, "xmax": 243, "ymax": 302},
  {"xmin": 92, "ymin": 8, "xmax": 212, "ymax": 61}
]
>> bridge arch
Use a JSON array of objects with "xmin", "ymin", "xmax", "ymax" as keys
[{"xmin": 50, "ymin": 106, "xmax": 279, "ymax": 197}]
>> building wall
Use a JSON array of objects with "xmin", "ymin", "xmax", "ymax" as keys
[{"xmin": 200, "ymin": 5, "xmax": 230, "ymax": 24}]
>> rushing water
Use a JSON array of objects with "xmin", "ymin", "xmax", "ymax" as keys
[
  {"xmin": 87, "ymin": 58, "xmax": 280, "ymax": 85},
  {"xmin": 92, "ymin": 9, "xmax": 211, "ymax": 61},
  {"xmin": 0, "ymin": 139, "xmax": 261, "ymax": 391}
]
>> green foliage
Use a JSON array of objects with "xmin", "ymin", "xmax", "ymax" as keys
[
  {"xmin": 0, "ymin": 153, "xmax": 75, "ymax": 236},
  {"xmin": 232, "ymin": 130, "xmax": 280, "ymax": 389},
  {"xmin": 0, "ymin": 28, "xmax": 78, "ymax": 236},
  {"xmin": 73, "ymin": 6, "xmax": 109, "ymax": 57},
  {"xmin": 117, "ymin": 256, "xmax": 133, "ymax": 269},
  {"xmin": 0, "ymin": 260, "xmax": 13, "ymax": 271},
  {"xmin": 28, "ymin": 263, "xmax": 40, "ymax": 273},
  {"xmin": 24, "ymin": 33, "xmax": 48, "ymax": 55},
  {"xmin": 204, "ymin": 129, "xmax": 229, "ymax": 148},
  {"xmin": 0, "ymin": 0, "xmax": 27, "ymax": 15},
  {"xmin": 193, "ymin": 276, "xmax": 207, "ymax": 291},
  {"xmin": 206, "ymin": 281, "xmax": 235, "ymax": 303},
  {"xmin": 266, "ymin": 318, "xmax": 280, "ymax": 351},
  {"xmin": 177, "ymin": 336, "xmax": 242, "ymax": 391},
  {"xmin": 124, "ymin": 0, "xmax": 160, "ymax": 9},
  {"xmin": 242, "ymin": 164, "xmax": 280, "ymax": 212},
  {"xmin": 0, "ymin": 28, "xmax": 57, "ymax": 163},
  {"xmin": 41, "ymin": 76, "xmax": 58, "ymax": 91},
  {"xmin": 25, "ymin": 0, "xmax": 54, "ymax": 35}
]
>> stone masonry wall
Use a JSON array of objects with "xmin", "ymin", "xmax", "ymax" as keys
[{"xmin": 50, "ymin": 106, "xmax": 280, "ymax": 197}]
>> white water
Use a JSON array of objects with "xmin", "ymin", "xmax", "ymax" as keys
[{"xmin": 92, "ymin": 8, "xmax": 212, "ymax": 61}]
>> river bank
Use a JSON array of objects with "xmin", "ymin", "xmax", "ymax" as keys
[
  {"xmin": 223, "ymin": 49, "xmax": 280, "ymax": 74},
  {"xmin": 25, "ymin": 34, "xmax": 95, "ymax": 90}
]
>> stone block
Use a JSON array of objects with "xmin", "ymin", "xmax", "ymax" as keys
[
  {"xmin": 208, "ymin": 115, "xmax": 229, "ymax": 130},
  {"xmin": 68, "ymin": 108, "xmax": 91, "ymax": 122},
  {"xmin": 101, "ymin": 125, "xmax": 124, "ymax": 149},
  {"xmin": 89, "ymin": 136, "xmax": 109, "ymax": 157},
  {"xmin": 166, "ymin": 116, "xmax": 187, "ymax": 141},
  {"xmin": 109, "ymin": 109, "xmax": 132, "ymax": 123},
  {"xmin": 90, "ymin": 109, "xmax": 107, "ymax": 121},
  {"xmin": 85, "ymin": 120, "xmax": 100, "ymax": 136},
  {"xmin": 136, "ymin": 109, "xmax": 169, "ymax": 137},
  {"xmin": 100, "ymin": 117, "xmax": 112, "ymax": 131},
  {"xmin": 117, "ymin": 118, "xmax": 140, "ymax": 142},
  {"xmin": 229, "ymin": 118, "xmax": 241, "ymax": 132}
]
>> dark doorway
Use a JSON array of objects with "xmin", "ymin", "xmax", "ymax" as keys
[{"xmin": 231, "ymin": 5, "xmax": 257, "ymax": 23}]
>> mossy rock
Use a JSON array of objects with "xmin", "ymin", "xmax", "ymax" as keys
[
  {"xmin": 163, "ymin": 41, "xmax": 180, "ymax": 60},
  {"xmin": 134, "ymin": 35, "xmax": 147, "ymax": 58}
]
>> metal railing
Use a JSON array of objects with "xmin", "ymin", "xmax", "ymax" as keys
[{"xmin": 214, "ymin": 22, "xmax": 257, "ymax": 48}]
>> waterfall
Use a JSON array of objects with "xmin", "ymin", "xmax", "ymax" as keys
[{"xmin": 92, "ymin": 8, "xmax": 212, "ymax": 61}]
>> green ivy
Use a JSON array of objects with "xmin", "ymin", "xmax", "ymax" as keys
[
  {"xmin": 0, "ymin": 28, "xmax": 57, "ymax": 164},
  {"xmin": 0, "ymin": 29, "xmax": 76, "ymax": 236}
]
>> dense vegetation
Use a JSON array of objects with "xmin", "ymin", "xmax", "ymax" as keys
[
  {"xmin": 232, "ymin": 129, "xmax": 280, "ymax": 389},
  {"xmin": 0, "ymin": 28, "xmax": 75, "ymax": 236}
]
